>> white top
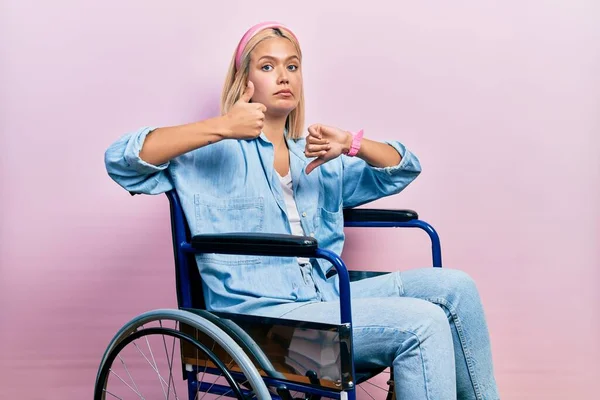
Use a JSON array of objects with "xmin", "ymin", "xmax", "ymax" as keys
[{"xmin": 277, "ymin": 170, "xmax": 310, "ymax": 265}]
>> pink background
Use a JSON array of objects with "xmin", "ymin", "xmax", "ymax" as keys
[{"xmin": 1, "ymin": 0, "xmax": 599, "ymax": 398}]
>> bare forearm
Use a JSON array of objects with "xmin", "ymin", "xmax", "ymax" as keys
[
  {"xmin": 343, "ymin": 134, "xmax": 402, "ymax": 168},
  {"xmin": 139, "ymin": 117, "xmax": 232, "ymax": 166}
]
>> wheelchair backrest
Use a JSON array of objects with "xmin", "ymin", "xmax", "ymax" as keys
[{"xmin": 165, "ymin": 189, "xmax": 206, "ymax": 310}]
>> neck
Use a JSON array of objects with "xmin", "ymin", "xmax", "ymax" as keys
[{"xmin": 262, "ymin": 115, "xmax": 288, "ymax": 148}]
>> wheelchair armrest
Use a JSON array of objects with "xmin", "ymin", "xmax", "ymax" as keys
[
  {"xmin": 343, "ymin": 208, "xmax": 418, "ymax": 222},
  {"xmin": 342, "ymin": 208, "xmax": 443, "ymax": 268},
  {"xmin": 190, "ymin": 233, "xmax": 318, "ymax": 258}
]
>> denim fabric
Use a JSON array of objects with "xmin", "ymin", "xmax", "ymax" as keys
[
  {"xmin": 105, "ymin": 128, "xmax": 499, "ymax": 398},
  {"xmin": 104, "ymin": 127, "xmax": 421, "ymax": 315},
  {"xmin": 279, "ymin": 268, "xmax": 500, "ymax": 400}
]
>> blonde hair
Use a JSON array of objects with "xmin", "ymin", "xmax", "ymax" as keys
[{"xmin": 220, "ymin": 27, "xmax": 305, "ymax": 140}]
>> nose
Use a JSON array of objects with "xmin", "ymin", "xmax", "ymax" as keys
[{"xmin": 277, "ymin": 67, "xmax": 290, "ymax": 84}]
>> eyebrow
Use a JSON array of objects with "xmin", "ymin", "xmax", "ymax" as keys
[{"xmin": 257, "ymin": 55, "xmax": 300, "ymax": 63}]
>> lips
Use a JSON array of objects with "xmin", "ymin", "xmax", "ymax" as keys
[{"xmin": 275, "ymin": 89, "xmax": 293, "ymax": 96}]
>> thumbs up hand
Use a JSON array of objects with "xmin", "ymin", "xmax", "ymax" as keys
[
  {"xmin": 224, "ymin": 81, "xmax": 267, "ymax": 140},
  {"xmin": 305, "ymin": 124, "xmax": 353, "ymax": 175}
]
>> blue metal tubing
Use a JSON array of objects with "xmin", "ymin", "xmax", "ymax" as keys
[
  {"xmin": 187, "ymin": 367, "xmax": 349, "ymax": 400},
  {"xmin": 191, "ymin": 380, "xmax": 345, "ymax": 400},
  {"xmin": 262, "ymin": 375, "xmax": 347, "ymax": 399},
  {"xmin": 190, "ymin": 381, "xmax": 253, "ymax": 399},
  {"xmin": 180, "ymin": 245, "xmax": 356, "ymax": 400},
  {"xmin": 179, "ymin": 244, "xmax": 354, "ymax": 326},
  {"xmin": 170, "ymin": 193, "xmax": 195, "ymax": 309},
  {"xmin": 344, "ymin": 219, "xmax": 443, "ymax": 268},
  {"xmin": 314, "ymin": 247, "xmax": 356, "ymax": 400},
  {"xmin": 314, "ymin": 248, "xmax": 352, "ymax": 325}
]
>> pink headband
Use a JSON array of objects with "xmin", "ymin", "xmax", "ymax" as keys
[{"xmin": 235, "ymin": 21, "xmax": 298, "ymax": 70}]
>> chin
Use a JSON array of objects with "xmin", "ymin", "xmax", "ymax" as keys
[{"xmin": 268, "ymin": 104, "xmax": 297, "ymax": 117}]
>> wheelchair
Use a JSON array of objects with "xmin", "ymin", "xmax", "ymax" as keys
[{"xmin": 94, "ymin": 189, "xmax": 443, "ymax": 400}]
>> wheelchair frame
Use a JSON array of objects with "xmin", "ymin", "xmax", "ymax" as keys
[{"xmin": 94, "ymin": 189, "xmax": 442, "ymax": 400}]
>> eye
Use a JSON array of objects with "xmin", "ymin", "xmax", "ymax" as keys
[
  {"xmin": 288, "ymin": 64, "xmax": 298, "ymax": 71},
  {"xmin": 261, "ymin": 64, "xmax": 273, "ymax": 71}
]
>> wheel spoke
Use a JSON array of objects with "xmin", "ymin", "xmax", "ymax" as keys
[
  {"xmin": 216, "ymin": 377, "xmax": 250, "ymax": 400},
  {"xmin": 109, "ymin": 368, "xmax": 144, "ymax": 398},
  {"xmin": 159, "ymin": 320, "xmax": 179, "ymax": 400},
  {"xmin": 117, "ymin": 355, "xmax": 142, "ymax": 397},
  {"xmin": 363, "ymin": 379, "xmax": 391, "ymax": 392},
  {"xmin": 98, "ymin": 319, "xmax": 267, "ymax": 400},
  {"xmin": 199, "ymin": 370, "xmax": 224, "ymax": 400},
  {"xmin": 132, "ymin": 341, "xmax": 173, "ymax": 394},
  {"xmin": 197, "ymin": 340, "xmax": 217, "ymax": 400},
  {"xmin": 103, "ymin": 388, "xmax": 125, "ymax": 399},
  {"xmin": 358, "ymin": 382, "xmax": 377, "ymax": 400},
  {"xmin": 144, "ymin": 332, "xmax": 168, "ymax": 399}
]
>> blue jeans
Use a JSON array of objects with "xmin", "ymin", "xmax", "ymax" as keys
[{"xmin": 277, "ymin": 267, "xmax": 500, "ymax": 400}]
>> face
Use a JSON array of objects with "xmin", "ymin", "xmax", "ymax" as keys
[{"xmin": 247, "ymin": 37, "xmax": 302, "ymax": 118}]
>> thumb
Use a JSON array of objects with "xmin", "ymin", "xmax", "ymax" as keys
[
  {"xmin": 239, "ymin": 81, "xmax": 254, "ymax": 103},
  {"xmin": 305, "ymin": 158, "xmax": 325, "ymax": 175}
]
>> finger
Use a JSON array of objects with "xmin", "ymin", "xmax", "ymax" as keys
[
  {"xmin": 306, "ymin": 143, "xmax": 331, "ymax": 153},
  {"xmin": 317, "ymin": 125, "xmax": 332, "ymax": 136},
  {"xmin": 304, "ymin": 149, "xmax": 328, "ymax": 158},
  {"xmin": 239, "ymin": 81, "xmax": 254, "ymax": 102},
  {"xmin": 255, "ymin": 103, "xmax": 267, "ymax": 113},
  {"xmin": 305, "ymin": 158, "xmax": 326, "ymax": 175},
  {"xmin": 306, "ymin": 134, "xmax": 329, "ymax": 145},
  {"xmin": 308, "ymin": 124, "xmax": 322, "ymax": 139}
]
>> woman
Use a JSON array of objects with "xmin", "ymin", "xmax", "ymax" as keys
[{"xmin": 105, "ymin": 21, "xmax": 499, "ymax": 400}]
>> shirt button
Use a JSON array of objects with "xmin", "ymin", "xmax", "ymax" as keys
[{"xmin": 302, "ymin": 212, "xmax": 307, "ymax": 217}]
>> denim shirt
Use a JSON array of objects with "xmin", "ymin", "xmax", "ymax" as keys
[{"xmin": 104, "ymin": 127, "xmax": 422, "ymax": 317}]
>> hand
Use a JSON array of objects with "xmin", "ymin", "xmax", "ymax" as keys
[
  {"xmin": 305, "ymin": 124, "xmax": 353, "ymax": 174},
  {"xmin": 223, "ymin": 81, "xmax": 267, "ymax": 140}
]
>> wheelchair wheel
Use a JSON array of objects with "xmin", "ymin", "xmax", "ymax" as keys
[{"xmin": 94, "ymin": 309, "xmax": 270, "ymax": 400}]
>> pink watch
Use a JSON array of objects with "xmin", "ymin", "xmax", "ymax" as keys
[{"xmin": 346, "ymin": 129, "xmax": 364, "ymax": 157}]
